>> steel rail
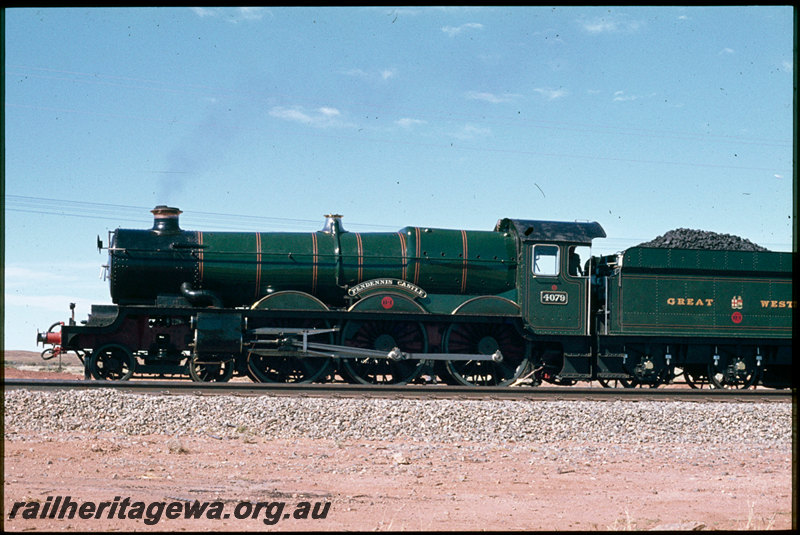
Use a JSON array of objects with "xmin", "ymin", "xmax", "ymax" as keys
[{"xmin": 2, "ymin": 378, "xmax": 792, "ymax": 402}]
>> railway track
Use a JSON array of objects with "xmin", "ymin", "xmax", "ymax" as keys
[{"xmin": 3, "ymin": 378, "xmax": 792, "ymax": 402}]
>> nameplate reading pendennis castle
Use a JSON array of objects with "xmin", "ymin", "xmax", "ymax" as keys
[{"xmin": 348, "ymin": 278, "xmax": 428, "ymax": 299}]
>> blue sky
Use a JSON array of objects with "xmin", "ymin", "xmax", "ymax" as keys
[{"xmin": 3, "ymin": 6, "xmax": 794, "ymax": 352}]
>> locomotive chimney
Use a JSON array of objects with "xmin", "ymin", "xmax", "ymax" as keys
[
  {"xmin": 151, "ymin": 205, "xmax": 182, "ymax": 234},
  {"xmin": 321, "ymin": 214, "xmax": 347, "ymax": 234}
]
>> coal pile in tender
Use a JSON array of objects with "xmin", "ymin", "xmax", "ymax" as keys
[{"xmin": 637, "ymin": 228, "xmax": 769, "ymax": 251}]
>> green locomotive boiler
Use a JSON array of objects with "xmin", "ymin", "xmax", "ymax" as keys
[{"xmin": 37, "ymin": 206, "xmax": 793, "ymax": 389}]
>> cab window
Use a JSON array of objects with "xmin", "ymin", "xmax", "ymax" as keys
[
  {"xmin": 532, "ymin": 245, "xmax": 559, "ymax": 276},
  {"xmin": 568, "ymin": 245, "xmax": 591, "ymax": 277}
]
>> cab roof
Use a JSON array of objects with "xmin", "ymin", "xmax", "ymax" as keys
[{"xmin": 495, "ymin": 219, "xmax": 606, "ymax": 245}]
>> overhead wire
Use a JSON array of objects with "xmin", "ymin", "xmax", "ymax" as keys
[
  {"xmin": 4, "ymin": 195, "xmax": 400, "ymax": 232},
  {"xmin": 4, "ymin": 194, "xmax": 675, "ymax": 249}
]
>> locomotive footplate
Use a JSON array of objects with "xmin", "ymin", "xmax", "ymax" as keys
[{"xmin": 247, "ymin": 327, "xmax": 503, "ymax": 363}]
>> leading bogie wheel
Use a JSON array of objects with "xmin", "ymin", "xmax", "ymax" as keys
[
  {"xmin": 89, "ymin": 343, "xmax": 136, "ymax": 381},
  {"xmin": 188, "ymin": 356, "xmax": 235, "ymax": 382}
]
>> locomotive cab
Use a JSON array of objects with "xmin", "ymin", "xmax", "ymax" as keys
[
  {"xmin": 495, "ymin": 219, "xmax": 606, "ymax": 336},
  {"xmin": 495, "ymin": 219, "xmax": 606, "ymax": 381}
]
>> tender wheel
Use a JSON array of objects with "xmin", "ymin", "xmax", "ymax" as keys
[
  {"xmin": 622, "ymin": 349, "xmax": 674, "ymax": 388},
  {"xmin": 188, "ymin": 356, "xmax": 234, "ymax": 382},
  {"xmin": 340, "ymin": 320, "xmax": 427, "ymax": 385},
  {"xmin": 597, "ymin": 378, "xmax": 635, "ymax": 388},
  {"xmin": 682, "ymin": 365, "xmax": 713, "ymax": 389},
  {"xmin": 89, "ymin": 343, "xmax": 136, "ymax": 381},
  {"xmin": 444, "ymin": 322, "xmax": 529, "ymax": 386},
  {"xmin": 708, "ymin": 355, "xmax": 759, "ymax": 389},
  {"xmin": 628, "ymin": 371, "xmax": 673, "ymax": 388}
]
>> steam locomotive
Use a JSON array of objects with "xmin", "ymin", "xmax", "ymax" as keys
[{"xmin": 37, "ymin": 206, "xmax": 793, "ymax": 389}]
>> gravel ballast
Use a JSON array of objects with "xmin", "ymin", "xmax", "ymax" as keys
[{"xmin": 4, "ymin": 389, "xmax": 791, "ymax": 446}]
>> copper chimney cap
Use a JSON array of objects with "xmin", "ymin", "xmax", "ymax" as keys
[{"xmin": 151, "ymin": 205, "xmax": 182, "ymax": 233}]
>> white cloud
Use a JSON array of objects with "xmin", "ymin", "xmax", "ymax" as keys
[
  {"xmin": 396, "ymin": 118, "xmax": 426, "ymax": 129},
  {"xmin": 342, "ymin": 68, "xmax": 370, "ymax": 78},
  {"xmin": 236, "ymin": 7, "xmax": 267, "ymax": 21},
  {"xmin": 341, "ymin": 68, "xmax": 398, "ymax": 82},
  {"xmin": 612, "ymin": 90, "xmax": 638, "ymax": 102},
  {"xmin": 269, "ymin": 107, "xmax": 313, "ymax": 124},
  {"xmin": 466, "ymin": 91, "xmax": 521, "ymax": 104},
  {"xmin": 451, "ymin": 124, "xmax": 491, "ymax": 140},
  {"xmin": 442, "ymin": 23, "xmax": 483, "ymax": 37},
  {"xmin": 579, "ymin": 15, "xmax": 643, "ymax": 34},
  {"xmin": 191, "ymin": 7, "xmax": 215, "ymax": 18},
  {"xmin": 718, "ymin": 47, "xmax": 735, "ymax": 55},
  {"xmin": 533, "ymin": 88, "xmax": 567, "ymax": 100},
  {"xmin": 612, "ymin": 90, "xmax": 656, "ymax": 102},
  {"xmin": 581, "ymin": 18, "xmax": 617, "ymax": 34},
  {"xmin": 317, "ymin": 107, "xmax": 340, "ymax": 117},
  {"xmin": 191, "ymin": 7, "xmax": 267, "ymax": 23},
  {"xmin": 268, "ymin": 106, "xmax": 350, "ymax": 128}
]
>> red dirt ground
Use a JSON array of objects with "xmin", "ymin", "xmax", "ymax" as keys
[{"xmin": 3, "ymin": 351, "xmax": 794, "ymax": 531}]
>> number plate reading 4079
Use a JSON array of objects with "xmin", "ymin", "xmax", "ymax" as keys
[{"xmin": 540, "ymin": 290, "xmax": 568, "ymax": 305}]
